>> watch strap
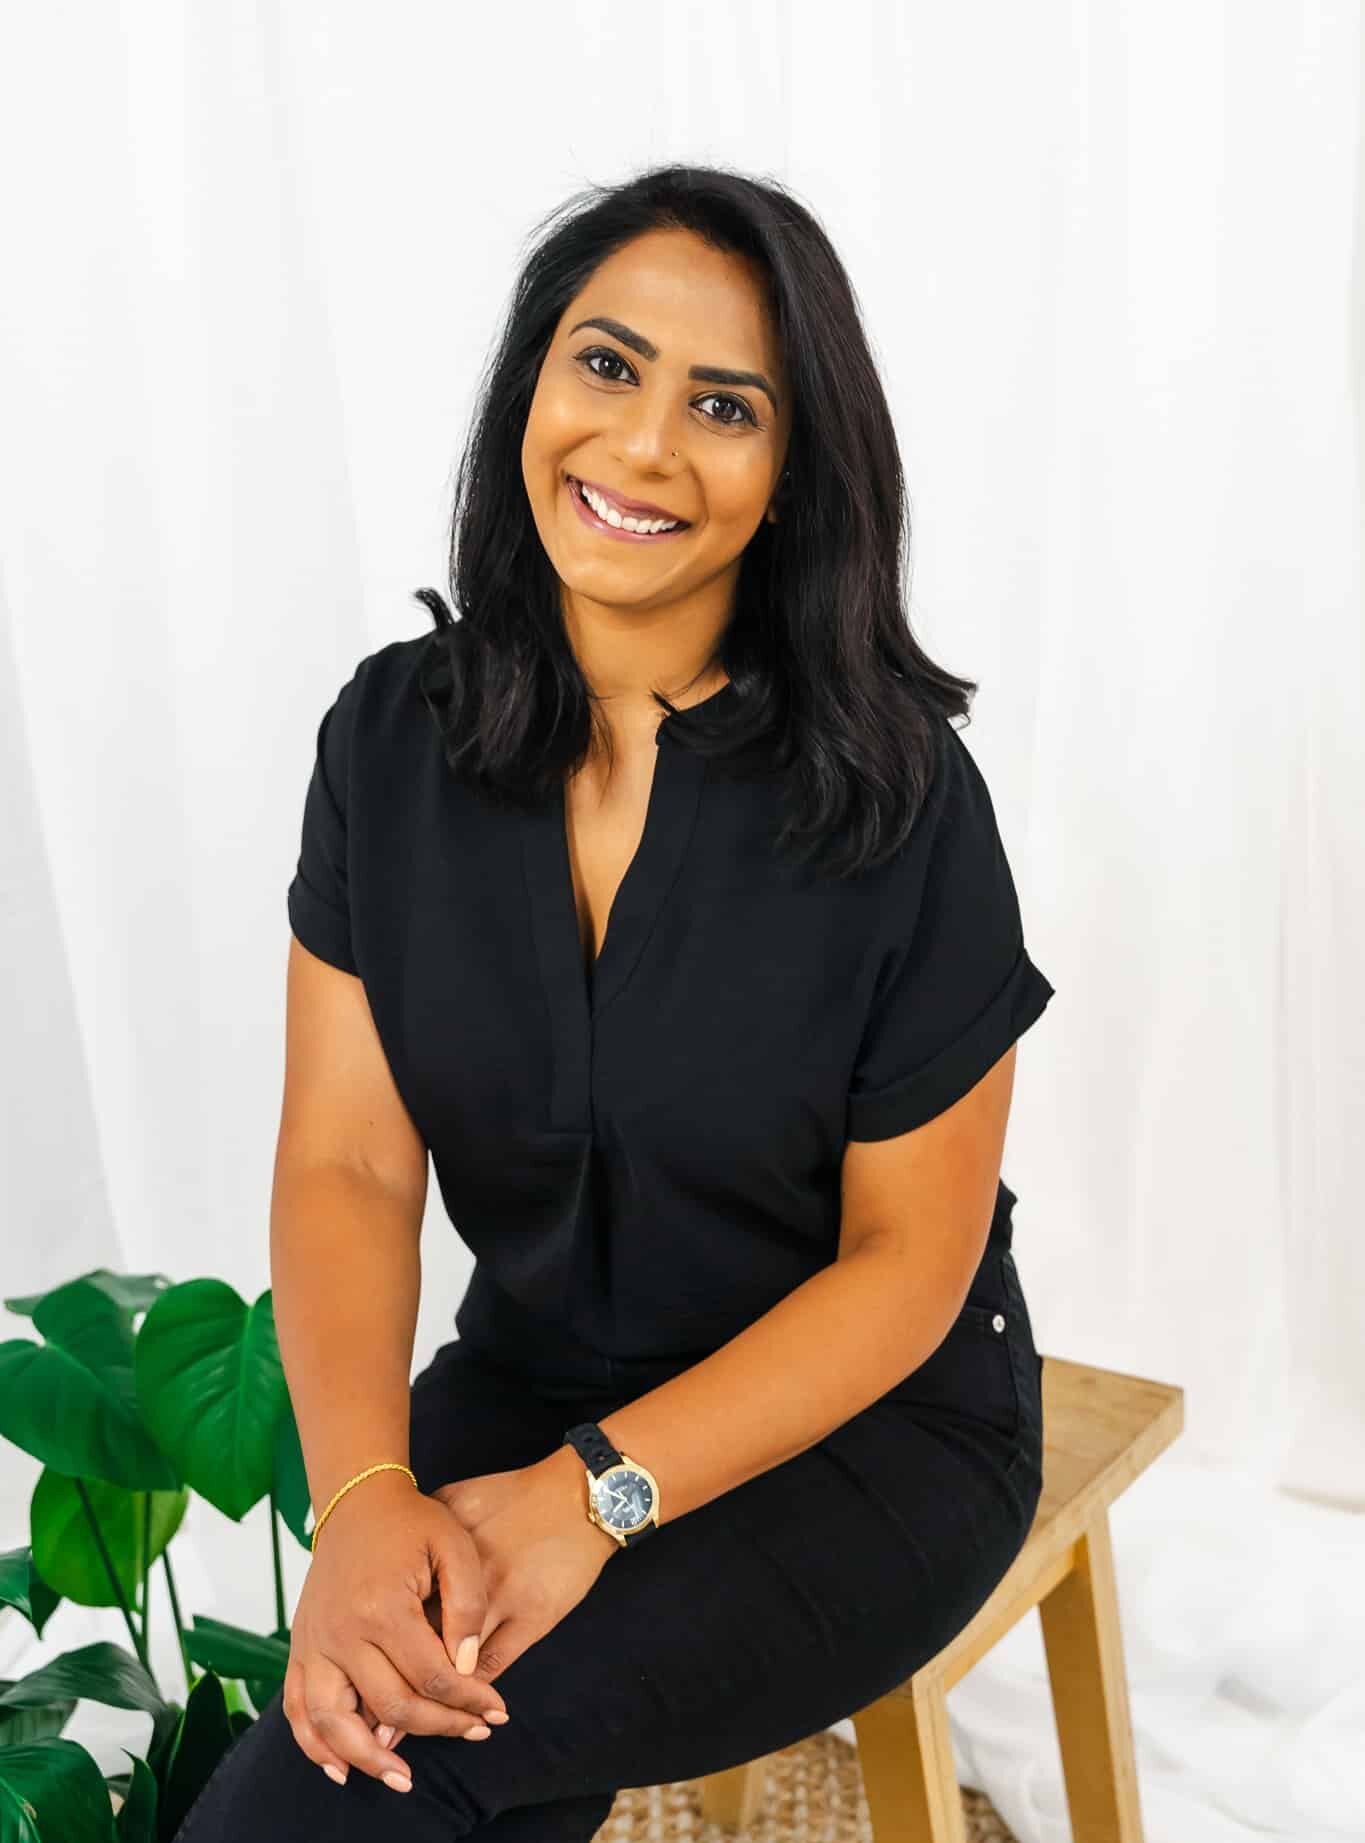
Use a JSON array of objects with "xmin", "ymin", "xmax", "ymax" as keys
[{"xmin": 561, "ymin": 1421, "xmax": 622, "ymax": 1477}]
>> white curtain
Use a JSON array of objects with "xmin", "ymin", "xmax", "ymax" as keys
[{"xmin": 2, "ymin": 4, "xmax": 1361, "ymax": 1839}]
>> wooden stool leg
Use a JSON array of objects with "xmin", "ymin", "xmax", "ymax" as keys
[
  {"xmin": 697, "ymin": 1759, "xmax": 768, "ymax": 1831},
  {"xmin": 1038, "ymin": 1510, "xmax": 1145, "ymax": 1842},
  {"xmin": 852, "ymin": 1683, "xmax": 968, "ymax": 1843}
]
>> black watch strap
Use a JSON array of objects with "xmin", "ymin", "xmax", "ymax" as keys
[{"xmin": 561, "ymin": 1421, "xmax": 623, "ymax": 1477}]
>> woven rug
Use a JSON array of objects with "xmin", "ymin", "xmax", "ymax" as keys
[{"xmin": 597, "ymin": 1728, "xmax": 1019, "ymax": 1841}]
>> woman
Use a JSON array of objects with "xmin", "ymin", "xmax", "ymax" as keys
[{"xmin": 173, "ymin": 163, "xmax": 1054, "ymax": 1842}]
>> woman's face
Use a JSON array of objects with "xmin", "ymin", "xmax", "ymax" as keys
[{"xmin": 521, "ymin": 227, "xmax": 791, "ymax": 626}]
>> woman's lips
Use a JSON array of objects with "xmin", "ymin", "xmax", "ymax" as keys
[{"xmin": 565, "ymin": 475, "xmax": 691, "ymax": 543}]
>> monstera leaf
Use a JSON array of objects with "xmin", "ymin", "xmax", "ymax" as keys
[
  {"xmin": 270, "ymin": 1402, "xmax": 312, "ymax": 1549},
  {"xmin": 0, "ymin": 1279, "xmax": 179, "ymax": 1490},
  {"xmin": 4, "ymin": 1271, "xmax": 172, "ymax": 1322},
  {"xmin": 134, "ymin": 1281, "xmax": 290, "ymax": 1521},
  {"xmin": 29, "ymin": 1472, "xmax": 188, "ymax": 1607}
]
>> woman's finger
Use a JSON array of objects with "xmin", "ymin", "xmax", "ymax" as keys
[
  {"xmin": 361, "ymin": 1702, "xmax": 411, "ymax": 1751},
  {"xmin": 464, "ymin": 1608, "xmax": 540, "ymax": 1687},
  {"xmin": 381, "ymin": 1596, "xmax": 508, "ymax": 1726},
  {"xmin": 346, "ymin": 1635, "xmax": 500, "ymax": 1746},
  {"xmin": 282, "ymin": 1658, "xmax": 354, "ymax": 1783},
  {"xmin": 283, "ymin": 1655, "xmax": 411, "ymax": 1790}
]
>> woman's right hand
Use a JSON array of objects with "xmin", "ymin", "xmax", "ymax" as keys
[{"xmin": 282, "ymin": 1472, "xmax": 510, "ymax": 1789}]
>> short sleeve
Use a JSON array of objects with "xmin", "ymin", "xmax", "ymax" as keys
[
  {"xmin": 286, "ymin": 667, "xmax": 362, "ymax": 975},
  {"xmin": 845, "ymin": 722, "xmax": 1055, "ymax": 1141}
]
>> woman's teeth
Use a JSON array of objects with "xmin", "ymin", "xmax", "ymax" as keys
[{"xmin": 574, "ymin": 477, "xmax": 683, "ymax": 534}]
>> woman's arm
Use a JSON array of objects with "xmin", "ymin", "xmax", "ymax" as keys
[
  {"xmin": 584, "ymin": 1043, "xmax": 1019, "ymax": 1528},
  {"xmin": 272, "ymin": 937, "xmax": 430, "ymax": 1524},
  {"xmin": 270, "ymin": 1160, "xmax": 422, "ymax": 1523},
  {"xmin": 272, "ymin": 938, "xmax": 512, "ymax": 1789}
]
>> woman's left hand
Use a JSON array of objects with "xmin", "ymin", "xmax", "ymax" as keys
[{"xmin": 368, "ymin": 1447, "xmax": 618, "ymax": 1749}]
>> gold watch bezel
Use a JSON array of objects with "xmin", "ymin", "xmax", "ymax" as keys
[{"xmin": 583, "ymin": 1450, "xmax": 661, "ymax": 1543}]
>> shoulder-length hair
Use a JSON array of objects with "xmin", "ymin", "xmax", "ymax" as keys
[{"xmin": 414, "ymin": 160, "xmax": 977, "ymax": 878}]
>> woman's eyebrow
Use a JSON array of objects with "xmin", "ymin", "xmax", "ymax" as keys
[{"xmin": 568, "ymin": 315, "xmax": 779, "ymax": 413}]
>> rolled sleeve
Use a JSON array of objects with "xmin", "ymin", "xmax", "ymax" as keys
[{"xmin": 846, "ymin": 721, "xmax": 1055, "ymax": 1141}]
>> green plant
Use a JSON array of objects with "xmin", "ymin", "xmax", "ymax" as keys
[{"xmin": 0, "ymin": 1269, "xmax": 313, "ymax": 1841}]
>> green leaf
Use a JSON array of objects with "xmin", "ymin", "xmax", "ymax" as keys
[
  {"xmin": 0, "ymin": 1551, "xmax": 60, "ymax": 1640},
  {"xmin": 0, "ymin": 1644, "xmax": 169, "ymax": 1724},
  {"xmin": 0, "ymin": 1691, "xmax": 75, "ymax": 1747},
  {"xmin": 140, "ymin": 1705, "xmax": 182, "ymax": 1791},
  {"xmin": 180, "ymin": 1619, "xmax": 288, "ymax": 1718},
  {"xmin": 156, "ymin": 1673, "xmax": 234, "ymax": 1843},
  {"xmin": 0, "ymin": 1775, "xmax": 41, "ymax": 1843},
  {"xmin": 270, "ymin": 1405, "xmax": 313, "ymax": 1549},
  {"xmin": 134, "ymin": 1283, "xmax": 288, "ymax": 1521},
  {"xmin": 30, "ymin": 1472, "xmax": 187, "ymax": 1608},
  {"xmin": 0, "ymin": 1277, "xmax": 179, "ymax": 1489},
  {"xmin": 182, "ymin": 1618, "xmax": 288, "ymax": 1686},
  {"xmin": 242, "ymin": 1675, "xmax": 279, "ymax": 1721},
  {"xmin": 0, "ymin": 1737, "xmax": 115, "ymax": 1843},
  {"xmin": 4, "ymin": 1272, "xmax": 173, "ymax": 1323},
  {"xmin": 112, "ymin": 1754, "xmax": 157, "ymax": 1843}
]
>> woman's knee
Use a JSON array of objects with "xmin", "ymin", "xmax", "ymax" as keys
[{"xmin": 168, "ymin": 1687, "xmax": 489, "ymax": 1841}]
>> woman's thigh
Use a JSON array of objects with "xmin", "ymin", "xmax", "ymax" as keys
[{"xmin": 169, "ymin": 1270, "xmax": 1042, "ymax": 1841}]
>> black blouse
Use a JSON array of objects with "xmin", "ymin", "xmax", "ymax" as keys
[{"xmin": 286, "ymin": 636, "xmax": 1055, "ymax": 1362}]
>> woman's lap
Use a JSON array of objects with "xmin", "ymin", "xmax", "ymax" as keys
[{"xmin": 170, "ymin": 1250, "xmax": 1043, "ymax": 1841}]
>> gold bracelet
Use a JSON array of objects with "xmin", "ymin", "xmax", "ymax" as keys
[{"xmin": 310, "ymin": 1462, "xmax": 418, "ymax": 1551}]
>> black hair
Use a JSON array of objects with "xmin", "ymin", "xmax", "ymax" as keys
[{"xmin": 414, "ymin": 159, "xmax": 977, "ymax": 877}]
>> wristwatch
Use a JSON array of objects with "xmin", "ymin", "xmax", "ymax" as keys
[{"xmin": 561, "ymin": 1422, "xmax": 661, "ymax": 1550}]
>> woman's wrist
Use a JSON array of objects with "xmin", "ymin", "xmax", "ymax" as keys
[
  {"xmin": 312, "ymin": 1462, "xmax": 418, "ymax": 1547},
  {"xmin": 538, "ymin": 1443, "xmax": 621, "ymax": 1560}
]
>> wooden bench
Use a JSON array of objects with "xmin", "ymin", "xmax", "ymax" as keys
[{"xmin": 697, "ymin": 1356, "xmax": 1184, "ymax": 1843}]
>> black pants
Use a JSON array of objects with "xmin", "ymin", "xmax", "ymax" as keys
[{"xmin": 171, "ymin": 1210, "xmax": 1043, "ymax": 1841}]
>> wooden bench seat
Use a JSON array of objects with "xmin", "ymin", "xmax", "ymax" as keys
[{"xmin": 696, "ymin": 1356, "xmax": 1184, "ymax": 1842}]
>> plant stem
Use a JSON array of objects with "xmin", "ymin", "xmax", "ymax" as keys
[
  {"xmin": 268, "ymin": 1487, "xmax": 286, "ymax": 1633},
  {"xmin": 141, "ymin": 1492, "xmax": 152, "ymax": 1655},
  {"xmin": 161, "ymin": 1548, "xmax": 197, "ymax": 1695},
  {"xmin": 73, "ymin": 1477, "xmax": 146, "ymax": 1668}
]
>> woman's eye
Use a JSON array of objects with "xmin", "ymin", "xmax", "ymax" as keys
[
  {"xmin": 574, "ymin": 349, "xmax": 757, "ymax": 428},
  {"xmin": 696, "ymin": 392, "xmax": 755, "ymax": 428},
  {"xmin": 581, "ymin": 348, "xmax": 632, "ymax": 383}
]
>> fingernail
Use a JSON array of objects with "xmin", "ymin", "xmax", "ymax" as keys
[
  {"xmin": 375, "ymin": 1724, "xmax": 396, "ymax": 1747},
  {"xmin": 456, "ymin": 1634, "xmax": 480, "ymax": 1674},
  {"xmin": 383, "ymin": 1769, "xmax": 413, "ymax": 1793},
  {"xmin": 464, "ymin": 1723, "xmax": 492, "ymax": 1740},
  {"xmin": 324, "ymin": 1764, "xmax": 347, "ymax": 1786},
  {"xmin": 483, "ymin": 1709, "xmax": 510, "ymax": 1724}
]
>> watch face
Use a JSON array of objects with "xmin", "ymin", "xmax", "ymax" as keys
[{"xmin": 591, "ymin": 1466, "xmax": 655, "ymax": 1531}]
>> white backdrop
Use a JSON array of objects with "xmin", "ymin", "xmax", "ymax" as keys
[{"xmin": 1, "ymin": 4, "xmax": 1361, "ymax": 1840}]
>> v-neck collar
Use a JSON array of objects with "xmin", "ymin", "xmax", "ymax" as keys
[{"xmin": 519, "ymin": 682, "xmax": 732, "ymax": 1130}]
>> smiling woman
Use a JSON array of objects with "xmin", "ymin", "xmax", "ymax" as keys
[
  {"xmin": 173, "ymin": 164, "xmax": 1055, "ymax": 1843},
  {"xmin": 515, "ymin": 222, "xmax": 795, "ymax": 737}
]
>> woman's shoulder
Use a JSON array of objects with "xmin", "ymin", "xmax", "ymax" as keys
[
  {"xmin": 318, "ymin": 631, "xmax": 440, "ymax": 758},
  {"xmin": 343, "ymin": 631, "xmax": 436, "ymax": 718},
  {"xmin": 834, "ymin": 712, "xmax": 1011, "ymax": 932},
  {"xmin": 298, "ymin": 634, "xmax": 444, "ymax": 830}
]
